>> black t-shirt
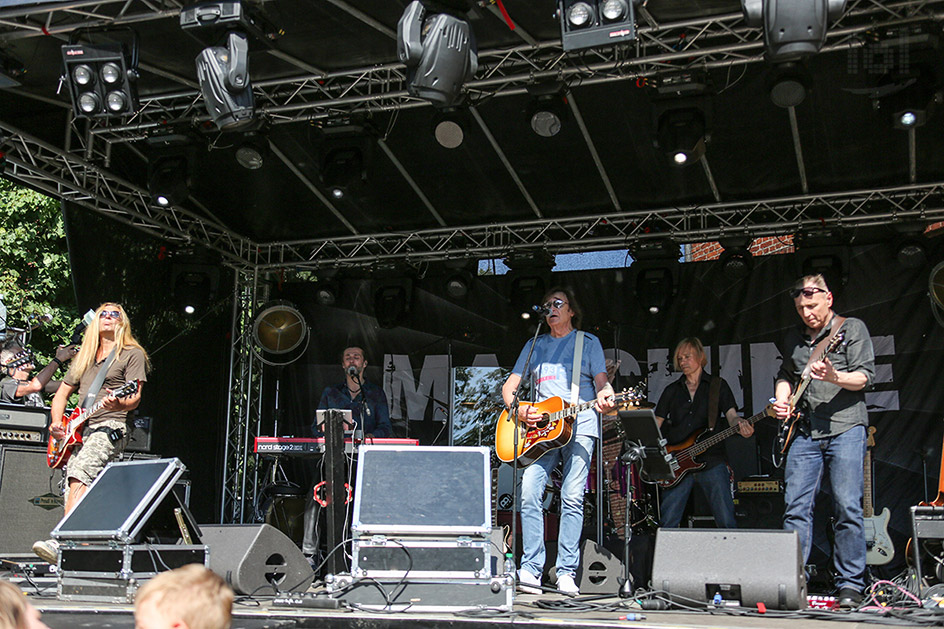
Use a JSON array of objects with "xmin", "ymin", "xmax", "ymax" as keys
[{"xmin": 655, "ymin": 371, "xmax": 737, "ymax": 468}]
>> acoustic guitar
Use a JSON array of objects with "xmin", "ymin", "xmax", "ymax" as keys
[
  {"xmin": 864, "ymin": 426, "xmax": 894, "ymax": 565},
  {"xmin": 495, "ymin": 385, "xmax": 645, "ymax": 467}
]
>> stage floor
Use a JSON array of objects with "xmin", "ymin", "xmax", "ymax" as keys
[{"xmin": 16, "ymin": 579, "xmax": 943, "ymax": 629}]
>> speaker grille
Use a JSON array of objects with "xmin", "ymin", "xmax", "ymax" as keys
[{"xmin": 0, "ymin": 445, "xmax": 65, "ymax": 555}]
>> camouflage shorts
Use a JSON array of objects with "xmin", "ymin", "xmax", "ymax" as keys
[{"xmin": 66, "ymin": 420, "xmax": 129, "ymax": 487}]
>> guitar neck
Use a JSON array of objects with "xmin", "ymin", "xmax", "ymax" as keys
[
  {"xmin": 863, "ymin": 448, "xmax": 874, "ymax": 518},
  {"xmin": 548, "ymin": 389, "xmax": 639, "ymax": 421},
  {"xmin": 686, "ymin": 406, "xmax": 770, "ymax": 456}
]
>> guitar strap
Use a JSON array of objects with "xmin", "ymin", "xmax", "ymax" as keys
[
  {"xmin": 571, "ymin": 331, "xmax": 584, "ymax": 406},
  {"xmin": 81, "ymin": 347, "xmax": 117, "ymax": 409},
  {"xmin": 707, "ymin": 375, "xmax": 721, "ymax": 431}
]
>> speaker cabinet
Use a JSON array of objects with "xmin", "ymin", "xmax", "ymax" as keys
[
  {"xmin": 0, "ymin": 445, "xmax": 64, "ymax": 555},
  {"xmin": 652, "ymin": 528, "xmax": 806, "ymax": 610},
  {"xmin": 575, "ymin": 539, "xmax": 623, "ymax": 594},
  {"xmin": 198, "ymin": 523, "xmax": 314, "ymax": 594}
]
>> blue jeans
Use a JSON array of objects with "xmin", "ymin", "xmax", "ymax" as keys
[
  {"xmin": 783, "ymin": 425, "xmax": 866, "ymax": 591},
  {"xmin": 520, "ymin": 435, "xmax": 594, "ymax": 578},
  {"xmin": 659, "ymin": 462, "xmax": 737, "ymax": 529}
]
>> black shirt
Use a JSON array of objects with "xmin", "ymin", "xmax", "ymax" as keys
[{"xmin": 655, "ymin": 370, "xmax": 737, "ymax": 469}]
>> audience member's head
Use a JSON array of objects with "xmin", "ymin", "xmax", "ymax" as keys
[
  {"xmin": 0, "ymin": 580, "xmax": 48, "ymax": 629},
  {"xmin": 134, "ymin": 565, "xmax": 233, "ymax": 629}
]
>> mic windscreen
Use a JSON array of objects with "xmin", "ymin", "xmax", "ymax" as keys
[{"xmin": 347, "ymin": 365, "xmax": 357, "ymax": 376}]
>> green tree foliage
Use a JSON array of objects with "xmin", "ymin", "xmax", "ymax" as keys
[{"xmin": 0, "ymin": 179, "xmax": 79, "ymax": 365}]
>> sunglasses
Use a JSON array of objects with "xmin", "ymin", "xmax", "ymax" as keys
[
  {"xmin": 789, "ymin": 287, "xmax": 828, "ymax": 299},
  {"xmin": 99, "ymin": 310, "xmax": 122, "ymax": 320},
  {"xmin": 542, "ymin": 298, "xmax": 568, "ymax": 311}
]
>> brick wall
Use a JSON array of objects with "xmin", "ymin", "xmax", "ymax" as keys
[{"xmin": 689, "ymin": 235, "xmax": 794, "ymax": 262}]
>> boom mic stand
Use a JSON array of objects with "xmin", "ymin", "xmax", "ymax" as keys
[{"xmin": 507, "ymin": 318, "xmax": 545, "ymax": 584}]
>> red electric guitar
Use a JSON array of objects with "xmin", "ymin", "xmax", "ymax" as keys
[{"xmin": 46, "ymin": 380, "xmax": 139, "ymax": 469}]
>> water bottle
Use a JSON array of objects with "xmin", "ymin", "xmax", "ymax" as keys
[{"xmin": 504, "ymin": 553, "xmax": 515, "ymax": 577}]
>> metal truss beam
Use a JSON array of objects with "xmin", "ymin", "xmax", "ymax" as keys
[
  {"xmin": 250, "ymin": 182, "xmax": 944, "ymax": 268},
  {"xmin": 0, "ymin": 121, "xmax": 256, "ymax": 267},
  {"xmin": 73, "ymin": 0, "xmax": 944, "ymax": 142}
]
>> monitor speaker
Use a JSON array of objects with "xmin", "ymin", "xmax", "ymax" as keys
[
  {"xmin": 575, "ymin": 539, "xmax": 623, "ymax": 594},
  {"xmin": 0, "ymin": 445, "xmax": 64, "ymax": 555},
  {"xmin": 652, "ymin": 528, "xmax": 806, "ymax": 610},
  {"xmin": 198, "ymin": 524, "xmax": 314, "ymax": 594}
]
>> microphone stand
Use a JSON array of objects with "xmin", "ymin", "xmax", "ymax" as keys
[
  {"xmin": 351, "ymin": 370, "xmax": 369, "ymax": 441},
  {"xmin": 507, "ymin": 317, "xmax": 545, "ymax": 583}
]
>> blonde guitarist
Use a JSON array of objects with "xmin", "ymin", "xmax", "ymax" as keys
[
  {"xmin": 32, "ymin": 303, "xmax": 150, "ymax": 565},
  {"xmin": 501, "ymin": 288, "xmax": 616, "ymax": 595}
]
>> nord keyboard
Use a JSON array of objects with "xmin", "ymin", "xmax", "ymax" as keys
[{"xmin": 254, "ymin": 437, "xmax": 419, "ymax": 456}]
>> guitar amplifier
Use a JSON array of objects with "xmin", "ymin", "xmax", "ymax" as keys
[{"xmin": 0, "ymin": 404, "xmax": 48, "ymax": 443}]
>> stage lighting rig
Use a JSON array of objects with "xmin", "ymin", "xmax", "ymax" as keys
[
  {"xmin": 397, "ymin": 1, "xmax": 478, "ymax": 107},
  {"xmin": 61, "ymin": 40, "xmax": 138, "ymax": 118},
  {"xmin": 181, "ymin": 1, "xmax": 259, "ymax": 130},
  {"xmin": 558, "ymin": 0, "xmax": 638, "ymax": 52},
  {"xmin": 741, "ymin": 0, "xmax": 847, "ymax": 62}
]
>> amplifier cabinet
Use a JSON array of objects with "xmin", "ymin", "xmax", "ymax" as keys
[
  {"xmin": 352, "ymin": 537, "xmax": 491, "ymax": 579},
  {"xmin": 328, "ymin": 575, "xmax": 514, "ymax": 612},
  {"xmin": 57, "ymin": 543, "xmax": 208, "ymax": 604}
]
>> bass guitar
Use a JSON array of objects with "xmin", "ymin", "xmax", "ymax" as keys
[
  {"xmin": 864, "ymin": 426, "xmax": 894, "ymax": 565},
  {"xmin": 46, "ymin": 380, "xmax": 139, "ymax": 469},
  {"xmin": 495, "ymin": 385, "xmax": 645, "ymax": 467},
  {"xmin": 659, "ymin": 404, "xmax": 776, "ymax": 489},
  {"xmin": 772, "ymin": 329, "xmax": 846, "ymax": 467}
]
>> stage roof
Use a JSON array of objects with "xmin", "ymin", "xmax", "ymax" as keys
[{"xmin": 1, "ymin": 0, "xmax": 944, "ymax": 269}]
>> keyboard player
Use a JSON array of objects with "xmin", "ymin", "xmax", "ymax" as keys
[{"xmin": 302, "ymin": 345, "xmax": 392, "ymax": 568}]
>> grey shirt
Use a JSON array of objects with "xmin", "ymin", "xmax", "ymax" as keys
[{"xmin": 777, "ymin": 315, "xmax": 875, "ymax": 439}]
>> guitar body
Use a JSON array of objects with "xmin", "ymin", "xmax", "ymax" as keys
[
  {"xmin": 865, "ymin": 507, "xmax": 894, "ymax": 566},
  {"xmin": 495, "ymin": 396, "xmax": 572, "ymax": 467},
  {"xmin": 46, "ymin": 406, "xmax": 88, "ymax": 469},
  {"xmin": 658, "ymin": 430, "xmax": 707, "ymax": 489}
]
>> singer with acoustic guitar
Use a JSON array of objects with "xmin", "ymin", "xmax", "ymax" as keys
[
  {"xmin": 655, "ymin": 337, "xmax": 753, "ymax": 529},
  {"xmin": 501, "ymin": 288, "xmax": 616, "ymax": 595},
  {"xmin": 32, "ymin": 302, "xmax": 149, "ymax": 565},
  {"xmin": 773, "ymin": 274, "xmax": 875, "ymax": 609}
]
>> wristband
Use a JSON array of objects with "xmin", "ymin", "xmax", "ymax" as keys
[{"xmin": 51, "ymin": 357, "xmax": 63, "ymax": 368}]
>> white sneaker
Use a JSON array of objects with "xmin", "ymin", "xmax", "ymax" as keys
[
  {"xmin": 517, "ymin": 569, "xmax": 541, "ymax": 594},
  {"xmin": 557, "ymin": 573, "xmax": 579, "ymax": 595},
  {"xmin": 32, "ymin": 539, "xmax": 59, "ymax": 564}
]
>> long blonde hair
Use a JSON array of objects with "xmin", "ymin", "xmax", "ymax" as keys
[{"xmin": 70, "ymin": 303, "xmax": 150, "ymax": 380}]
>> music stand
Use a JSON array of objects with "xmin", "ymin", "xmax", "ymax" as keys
[{"xmin": 616, "ymin": 408, "xmax": 677, "ymax": 597}]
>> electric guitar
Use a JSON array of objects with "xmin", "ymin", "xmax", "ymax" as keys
[
  {"xmin": 3, "ymin": 349, "xmax": 34, "ymax": 371},
  {"xmin": 46, "ymin": 380, "xmax": 139, "ymax": 469},
  {"xmin": 772, "ymin": 329, "xmax": 846, "ymax": 467},
  {"xmin": 658, "ymin": 404, "xmax": 777, "ymax": 489},
  {"xmin": 864, "ymin": 426, "xmax": 894, "ymax": 565},
  {"xmin": 495, "ymin": 385, "xmax": 645, "ymax": 467}
]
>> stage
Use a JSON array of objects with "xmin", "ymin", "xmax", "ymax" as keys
[{"xmin": 8, "ymin": 574, "xmax": 943, "ymax": 629}]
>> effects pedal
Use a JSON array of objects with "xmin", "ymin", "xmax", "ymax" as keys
[{"xmin": 271, "ymin": 593, "xmax": 342, "ymax": 609}]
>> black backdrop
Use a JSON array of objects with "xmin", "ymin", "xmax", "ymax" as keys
[{"xmin": 63, "ymin": 206, "xmax": 943, "ymax": 574}]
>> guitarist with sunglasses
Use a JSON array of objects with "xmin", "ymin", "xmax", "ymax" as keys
[
  {"xmin": 773, "ymin": 274, "xmax": 875, "ymax": 609},
  {"xmin": 501, "ymin": 287, "xmax": 617, "ymax": 595},
  {"xmin": 32, "ymin": 303, "xmax": 149, "ymax": 565}
]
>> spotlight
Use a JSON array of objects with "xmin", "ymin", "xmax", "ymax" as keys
[
  {"xmin": 235, "ymin": 137, "xmax": 267, "ymax": 169},
  {"xmin": 148, "ymin": 155, "xmax": 190, "ymax": 207},
  {"xmin": 896, "ymin": 238, "xmax": 928, "ymax": 268},
  {"xmin": 794, "ymin": 230, "xmax": 849, "ymax": 293},
  {"xmin": 432, "ymin": 109, "xmax": 467, "ymax": 149},
  {"xmin": 630, "ymin": 240, "xmax": 679, "ymax": 315},
  {"xmin": 877, "ymin": 77, "xmax": 940, "ymax": 130},
  {"xmin": 767, "ymin": 61, "xmax": 812, "ymax": 108},
  {"xmin": 656, "ymin": 108, "xmax": 706, "ymax": 166},
  {"xmin": 635, "ymin": 267, "xmax": 675, "ymax": 314},
  {"xmin": 374, "ymin": 278, "xmax": 413, "ymax": 329},
  {"xmin": 195, "ymin": 31, "xmax": 254, "ymax": 130},
  {"xmin": 719, "ymin": 237, "xmax": 754, "ymax": 280},
  {"xmin": 526, "ymin": 91, "xmax": 568, "ymax": 138},
  {"xmin": 61, "ymin": 43, "xmax": 138, "ymax": 118},
  {"xmin": 397, "ymin": 1, "xmax": 478, "ymax": 107},
  {"xmin": 558, "ymin": 0, "xmax": 636, "ymax": 52},
  {"xmin": 321, "ymin": 146, "xmax": 364, "ymax": 200},
  {"xmin": 741, "ymin": 0, "xmax": 847, "ymax": 62},
  {"xmin": 172, "ymin": 262, "xmax": 219, "ymax": 315}
]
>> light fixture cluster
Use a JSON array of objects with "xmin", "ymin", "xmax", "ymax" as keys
[
  {"xmin": 558, "ymin": 0, "xmax": 637, "ymax": 52},
  {"xmin": 61, "ymin": 43, "xmax": 138, "ymax": 118}
]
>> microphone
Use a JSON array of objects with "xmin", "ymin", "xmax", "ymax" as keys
[
  {"xmin": 531, "ymin": 304, "xmax": 551, "ymax": 316},
  {"xmin": 347, "ymin": 365, "xmax": 357, "ymax": 377}
]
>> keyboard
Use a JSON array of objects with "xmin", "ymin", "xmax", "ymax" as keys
[{"xmin": 254, "ymin": 437, "xmax": 419, "ymax": 456}]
